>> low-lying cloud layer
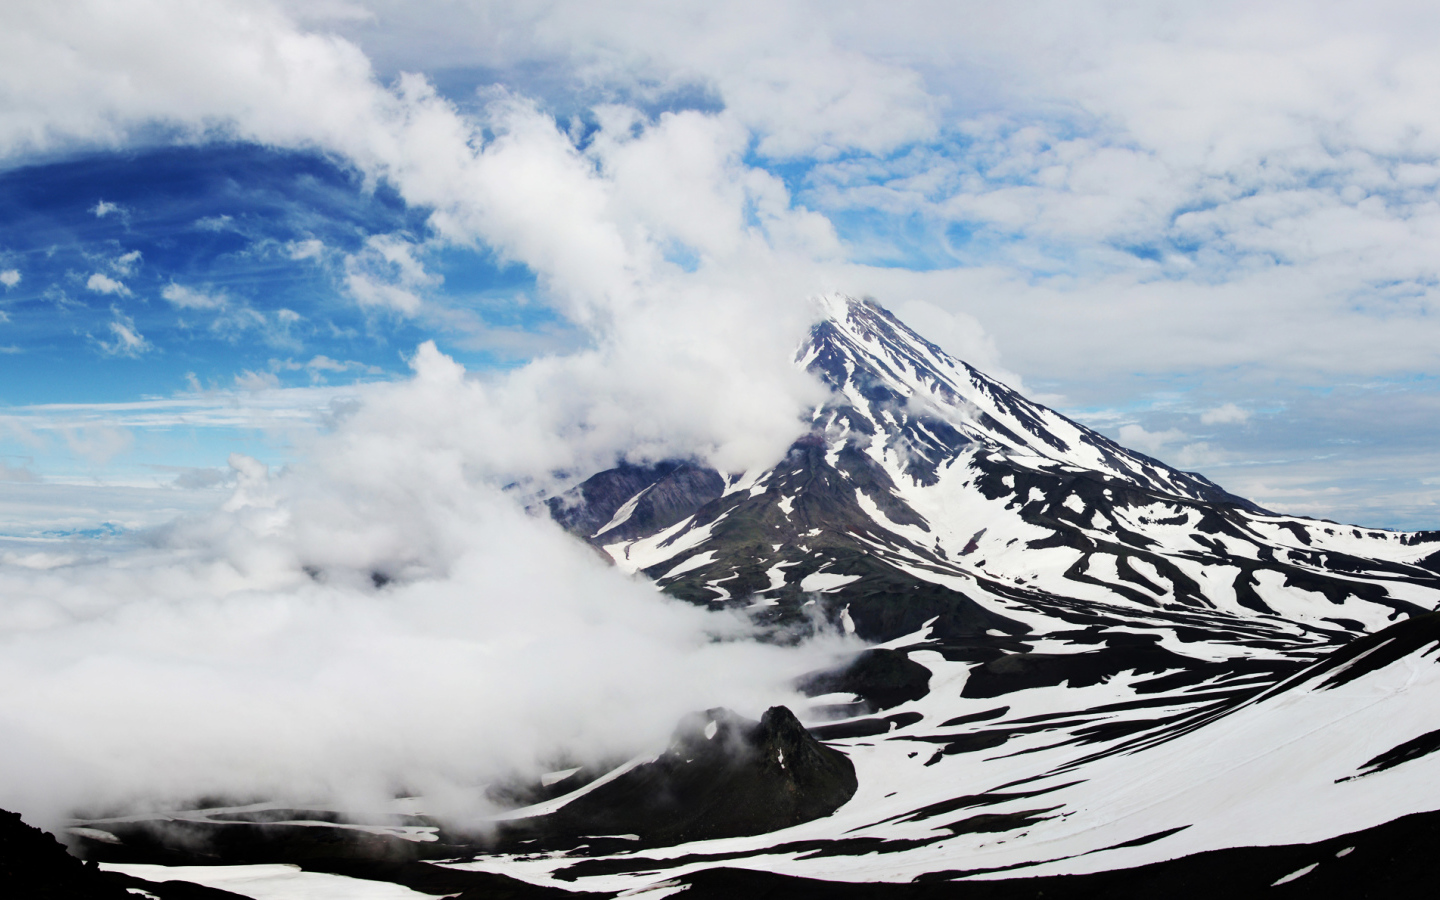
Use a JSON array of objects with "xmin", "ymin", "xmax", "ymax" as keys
[{"xmin": 0, "ymin": 343, "xmax": 849, "ymax": 829}]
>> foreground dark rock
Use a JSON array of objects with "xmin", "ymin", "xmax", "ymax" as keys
[
  {"xmin": 501, "ymin": 705, "xmax": 858, "ymax": 848},
  {"xmin": 0, "ymin": 808, "xmax": 129, "ymax": 899},
  {"xmin": 1, "ymin": 807, "xmax": 250, "ymax": 899},
  {"xmin": 70, "ymin": 704, "xmax": 855, "ymax": 883}
]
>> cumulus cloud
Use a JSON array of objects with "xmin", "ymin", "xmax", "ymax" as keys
[
  {"xmin": 161, "ymin": 282, "xmax": 226, "ymax": 310},
  {"xmin": 85, "ymin": 272, "xmax": 128, "ymax": 295},
  {"xmin": 1200, "ymin": 403, "xmax": 1251, "ymax": 425},
  {"xmin": 1116, "ymin": 423, "xmax": 1188, "ymax": 455},
  {"xmin": 333, "ymin": 1, "xmax": 941, "ymax": 160},
  {"xmin": 287, "ymin": 238, "xmax": 325, "ymax": 259},
  {"xmin": 0, "ymin": 269, "xmax": 18, "ymax": 288},
  {"xmin": 110, "ymin": 250, "xmax": 142, "ymax": 275},
  {"xmin": 0, "ymin": 0, "xmax": 890, "ymax": 477},
  {"xmin": 89, "ymin": 199, "xmax": 120, "ymax": 217}
]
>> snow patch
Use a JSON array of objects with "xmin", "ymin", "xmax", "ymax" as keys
[
  {"xmin": 1272, "ymin": 864, "xmax": 1318, "ymax": 886},
  {"xmin": 660, "ymin": 551, "xmax": 717, "ymax": 580},
  {"xmin": 800, "ymin": 572, "xmax": 861, "ymax": 592},
  {"xmin": 592, "ymin": 487, "xmax": 649, "ymax": 538}
]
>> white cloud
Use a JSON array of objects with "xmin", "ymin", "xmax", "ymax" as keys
[
  {"xmin": 110, "ymin": 250, "xmax": 142, "ymax": 275},
  {"xmin": 343, "ymin": 233, "xmax": 436, "ymax": 314},
  {"xmin": 90, "ymin": 199, "xmax": 120, "ymax": 217},
  {"xmin": 163, "ymin": 284, "xmax": 303, "ymax": 350},
  {"xmin": 234, "ymin": 369, "xmax": 281, "ymax": 391},
  {"xmin": 193, "ymin": 214, "xmax": 234, "ymax": 231},
  {"xmin": 0, "ymin": 0, "xmax": 906, "ymax": 480},
  {"xmin": 333, "ymin": 1, "xmax": 940, "ymax": 160},
  {"xmin": 305, "ymin": 354, "xmax": 349, "ymax": 372},
  {"xmin": 96, "ymin": 311, "xmax": 150, "ymax": 357},
  {"xmin": 0, "ymin": 459, "xmax": 35, "ymax": 482},
  {"xmin": 161, "ymin": 282, "xmax": 226, "ymax": 309},
  {"xmin": 0, "ymin": 269, "xmax": 18, "ymax": 288},
  {"xmin": 283, "ymin": 354, "xmax": 383, "ymax": 381},
  {"xmin": 85, "ymin": 272, "xmax": 128, "ymax": 295},
  {"xmin": 0, "ymin": 360, "xmax": 851, "ymax": 825},
  {"xmin": 61, "ymin": 424, "xmax": 133, "ymax": 464},
  {"xmin": 1200, "ymin": 403, "xmax": 1251, "ymax": 425},
  {"xmin": 1116, "ymin": 423, "xmax": 1188, "ymax": 455},
  {"xmin": 287, "ymin": 238, "xmax": 325, "ymax": 259}
]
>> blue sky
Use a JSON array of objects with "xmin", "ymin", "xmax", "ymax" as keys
[{"xmin": 4, "ymin": 0, "xmax": 1440, "ymax": 532}]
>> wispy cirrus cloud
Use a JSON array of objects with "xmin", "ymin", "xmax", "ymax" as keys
[{"xmin": 94, "ymin": 309, "xmax": 150, "ymax": 357}]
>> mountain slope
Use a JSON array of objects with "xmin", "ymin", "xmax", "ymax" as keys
[
  {"xmin": 471, "ymin": 294, "xmax": 1440, "ymax": 893},
  {"xmin": 66, "ymin": 295, "xmax": 1440, "ymax": 897}
]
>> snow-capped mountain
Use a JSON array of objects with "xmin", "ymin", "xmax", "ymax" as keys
[
  {"xmin": 557, "ymin": 294, "xmax": 1440, "ymax": 644},
  {"xmin": 507, "ymin": 294, "xmax": 1440, "ymax": 892},
  {"xmin": 61, "ymin": 295, "xmax": 1440, "ymax": 898}
]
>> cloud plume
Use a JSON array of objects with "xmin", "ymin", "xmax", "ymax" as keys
[{"xmin": 0, "ymin": 343, "xmax": 850, "ymax": 829}]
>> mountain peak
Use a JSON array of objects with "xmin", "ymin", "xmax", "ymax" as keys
[{"xmin": 804, "ymin": 292, "xmax": 1248, "ymax": 506}]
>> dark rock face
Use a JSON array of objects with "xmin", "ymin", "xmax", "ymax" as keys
[
  {"xmin": 510, "ymin": 705, "xmax": 858, "ymax": 847},
  {"xmin": 0, "ymin": 808, "xmax": 129, "ymax": 899},
  {"xmin": 961, "ymin": 642, "xmax": 1199, "ymax": 699},
  {"xmin": 548, "ymin": 460, "xmax": 725, "ymax": 544},
  {"xmin": 798, "ymin": 648, "xmax": 933, "ymax": 713}
]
